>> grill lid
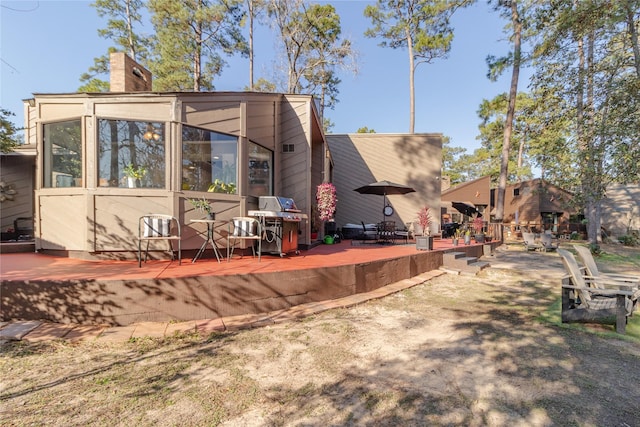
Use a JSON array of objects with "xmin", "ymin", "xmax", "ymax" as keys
[{"xmin": 258, "ymin": 196, "xmax": 301, "ymax": 213}]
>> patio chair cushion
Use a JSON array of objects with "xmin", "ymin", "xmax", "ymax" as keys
[{"xmin": 143, "ymin": 217, "xmax": 172, "ymax": 237}]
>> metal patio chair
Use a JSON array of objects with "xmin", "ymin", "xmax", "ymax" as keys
[{"xmin": 138, "ymin": 214, "xmax": 181, "ymax": 267}]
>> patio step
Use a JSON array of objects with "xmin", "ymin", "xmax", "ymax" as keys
[{"xmin": 442, "ymin": 251, "xmax": 489, "ymax": 275}]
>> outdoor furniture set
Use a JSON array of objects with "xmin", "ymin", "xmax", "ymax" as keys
[
  {"xmin": 558, "ymin": 247, "xmax": 639, "ymax": 334},
  {"xmin": 137, "ymin": 214, "xmax": 265, "ymax": 267}
]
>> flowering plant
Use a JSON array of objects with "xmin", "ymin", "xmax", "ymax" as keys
[
  {"xmin": 316, "ymin": 183, "xmax": 337, "ymax": 221},
  {"xmin": 417, "ymin": 206, "xmax": 433, "ymax": 235},
  {"xmin": 473, "ymin": 215, "xmax": 484, "ymax": 233}
]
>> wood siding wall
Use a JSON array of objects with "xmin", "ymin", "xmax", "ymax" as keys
[
  {"xmin": 500, "ymin": 180, "xmax": 576, "ymax": 224},
  {"xmin": 279, "ymin": 99, "xmax": 311, "ymax": 213},
  {"xmin": 327, "ymin": 134, "xmax": 442, "ymax": 232}
]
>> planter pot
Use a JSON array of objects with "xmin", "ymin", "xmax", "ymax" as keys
[
  {"xmin": 464, "ymin": 235, "xmax": 471, "ymax": 245},
  {"xmin": 452, "ymin": 238, "xmax": 459, "ymax": 246},
  {"xmin": 311, "ymin": 232, "xmax": 318, "ymax": 240},
  {"xmin": 416, "ymin": 236, "xmax": 433, "ymax": 251},
  {"xmin": 206, "ymin": 213, "xmax": 215, "ymax": 220},
  {"xmin": 475, "ymin": 234, "xmax": 485, "ymax": 243},
  {"xmin": 127, "ymin": 176, "xmax": 137, "ymax": 188}
]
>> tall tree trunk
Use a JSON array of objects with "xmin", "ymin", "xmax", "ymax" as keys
[
  {"xmin": 495, "ymin": 0, "xmax": 521, "ymax": 223},
  {"xmin": 194, "ymin": 19, "xmax": 203, "ymax": 91},
  {"xmin": 407, "ymin": 27, "xmax": 415, "ymax": 134},
  {"xmin": 585, "ymin": 31, "xmax": 601, "ymax": 245},
  {"xmin": 624, "ymin": 0, "xmax": 640, "ymax": 78},
  {"xmin": 575, "ymin": 0, "xmax": 590, "ymax": 245},
  {"xmin": 249, "ymin": 0, "xmax": 255, "ymax": 90},
  {"xmin": 125, "ymin": 0, "xmax": 136, "ymax": 59}
]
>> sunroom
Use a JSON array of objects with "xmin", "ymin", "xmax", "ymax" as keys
[{"xmin": 26, "ymin": 91, "xmax": 328, "ymax": 259}]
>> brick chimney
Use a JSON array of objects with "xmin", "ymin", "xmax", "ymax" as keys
[{"xmin": 109, "ymin": 52, "xmax": 152, "ymax": 92}]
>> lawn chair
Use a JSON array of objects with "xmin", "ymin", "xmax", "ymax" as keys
[
  {"xmin": 557, "ymin": 248, "xmax": 637, "ymax": 334},
  {"xmin": 540, "ymin": 232, "xmax": 559, "ymax": 252},
  {"xmin": 138, "ymin": 214, "xmax": 181, "ymax": 267},
  {"xmin": 573, "ymin": 245, "xmax": 640, "ymax": 290},
  {"xmin": 522, "ymin": 232, "xmax": 544, "ymax": 251}
]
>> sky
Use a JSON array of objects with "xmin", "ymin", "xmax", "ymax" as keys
[{"xmin": 0, "ymin": 0, "xmax": 529, "ymax": 153}]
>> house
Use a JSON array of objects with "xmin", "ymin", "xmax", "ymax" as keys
[
  {"xmin": 440, "ymin": 175, "xmax": 491, "ymax": 224},
  {"xmin": 21, "ymin": 53, "xmax": 328, "ymax": 258},
  {"xmin": 492, "ymin": 178, "xmax": 580, "ymax": 235},
  {"xmin": 326, "ymin": 133, "xmax": 443, "ymax": 236}
]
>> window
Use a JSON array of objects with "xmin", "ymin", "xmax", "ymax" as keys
[
  {"xmin": 97, "ymin": 119, "xmax": 165, "ymax": 188},
  {"xmin": 182, "ymin": 126, "xmax": 237, "ymax": 193},
  {"xmin": 282, "ymin": 143, "xmax": 294, "ymax": 153},
  {"xmin": 513, "ymin": 188, "xmax": 520, "ymax": 196},
  {"xmin": 43, "ymin": 120, "xmax": 82, "ymax": 188},
  {"xmin": 248, "ymin": 141, "xmax": 273, "ymax": 196}
]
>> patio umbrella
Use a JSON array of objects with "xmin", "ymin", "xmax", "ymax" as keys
[
  {"xmin": 451, "ymin": 201, "xmax": 482, "ymax": 218},
  {"xmin": 354, "ymin": 180, "xmax": 416, "ymax": 222}
]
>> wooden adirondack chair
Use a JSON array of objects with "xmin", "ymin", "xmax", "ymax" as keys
[
  {"xmin": 522, "ymin": 232, "xmax": 544, "ymax": 251},
  {"xmin": 557, "ymin": 248, "xmax": 637, "ymax": 334},
  {"xmin": 573, "ymin": 245, "xmax": 640, "ymax": 290}
]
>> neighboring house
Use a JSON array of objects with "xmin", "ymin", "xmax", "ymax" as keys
[
  {"xmin": 441, "ymin": 175, "xmax": 492, "ymax": 224},
  {"xmin": 440, "ymin": 176, "xmax": 581, "ymax": 236},
  {"xmin": 600, "ymin": 183, "xmax": 640, "ymax": 238},
  {"xmin": 21, "ymin": 53, "xmax": 328, "ymax": 257},
  {"xmin": 491, "ymin": 178, "xmax": 579, "ymax": 234},
  {"xmin": 0, "ymin": 143, "xmax": 36, "ymax": 242},
  {"xmin": 327, "ymin": 133, "xmax": 443, "ymax": 235}
]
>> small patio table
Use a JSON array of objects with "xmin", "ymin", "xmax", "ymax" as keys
[{"xmin": 190, "ymin": 219, "xmax": 222, "ymax": 263}]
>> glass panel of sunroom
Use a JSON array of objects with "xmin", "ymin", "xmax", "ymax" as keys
[
  {"xmin": 248, "ymin": 141, "xmax": 273, "ymax": 196},
  {"xmin": 97, "ymin": 119, "xmax": 165, "ymax": 188},
  {"xmin": 43, "ymin": 119, "xmax": 82, "ymax": 188},
  {"xmin": 182, "ymin": 125, "xmax": 238, "ymax": 194}
]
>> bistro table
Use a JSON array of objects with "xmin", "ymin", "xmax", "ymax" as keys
[{"xmin": 190, "ymin": 219, "xmax": 222, "ymax": 263}]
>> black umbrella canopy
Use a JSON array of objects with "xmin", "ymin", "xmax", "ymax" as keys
[
  {"xmin": 354, "ymin": 180, "xmax": 416, "ymax": 196},
  {"xmin": 451, "ymin": 201, "xmax": 482, "ymax": 218}
]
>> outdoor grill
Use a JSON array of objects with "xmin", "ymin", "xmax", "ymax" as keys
[{"xmin": 248, "ymin": 196, "xmax": 308, "ymax": 256}]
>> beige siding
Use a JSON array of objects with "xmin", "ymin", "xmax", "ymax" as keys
[
  {"xmin": 39, "ymin": 102, "xmax": 85, "ymax": 122},
  {"xmin": 93, "ymin": 194, "xmax": 176, "ymax": 251},
  {"xmin": 38, "ymin": 193, "xmax": 87, "ymax": 250},
  {"xmin": 182, "ymin": 101, "xmax": 241, "ymax": 135},
  {"xmin": 246, "ymin": 101, "xmax": 276, "ymax": 150},
  {"xmin": 94, "ymin": 100, "xmax": 173, "ymax": 121},
  {"xmin": 279, "ymin": 100, "xmax": 310, "ymax": 207},
  {"xmin": 327, "ymin": 134, "xmax": 442, "ymax": 232}
]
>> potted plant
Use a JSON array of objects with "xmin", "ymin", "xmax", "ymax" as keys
[
  {"xmin": 452, "ymin": 228, "xmax": 461, "ymax": 246},
  {"xmin": 207, "ymin": 179, "xmax": 236, "ymax": 194},
  {"xmin": 473, "ymin": 215, "xmax": 485, "ymax": 243},
  {"xmin": 123, "ymin": 163, "xmax": 146, "ymax": 188},
  {"xmin": 189, "ymin": 197, "xmax": 214, "ymax": 220},
  {"xmin": 464, "ymin": 229, "xmax": 471, "ymax": 245},
  {"xmin": 416, "ymin": 206, "xmax": 434, "ymax": 250},
  {"xmin": 316, "ymin": 183, "xmax": 337, "ymax": 239}
]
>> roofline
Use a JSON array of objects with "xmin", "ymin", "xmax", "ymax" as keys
[{"xmin": 442, "ymin": 175, "xmax": 490, "ymax": 196}]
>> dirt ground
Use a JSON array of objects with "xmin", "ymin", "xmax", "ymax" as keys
[{"xmin": 1, "ymin": 243, "xmax": 639, "ymax": 426}]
